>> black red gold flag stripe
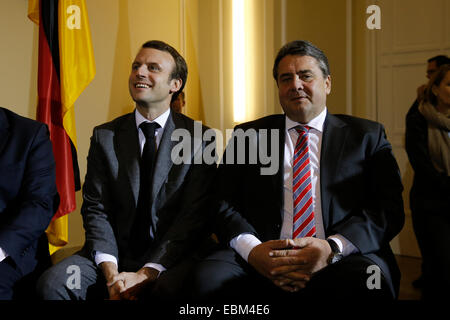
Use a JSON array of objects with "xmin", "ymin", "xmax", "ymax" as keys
[{"xmin": 28, "ymin": 0, "xmax": 95, "ymax": 254}]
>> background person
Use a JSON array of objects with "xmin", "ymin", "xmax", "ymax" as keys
[
  {"xmin": 405, "ymin": 54, "xmax": 449, "ymax": 290},
  {"xmin": 405, "ymin": 64, "xmax": 450, "ymax": 300},
  {"xmin": 170, "ymin": 91, "xmax": 185, "ymax": 113}
]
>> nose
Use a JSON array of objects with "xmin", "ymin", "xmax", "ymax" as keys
[
  {"xmin": 291, "ymin": 75, "xmax": 304, "ymax": 91},
  {"xmin": 135, "ymin": 65, "xmax": 147, "ymax": 78}
]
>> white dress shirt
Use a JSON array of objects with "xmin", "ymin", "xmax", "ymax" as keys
[
  {"xmin": 94, "ymin": 107, "xmax": 171, "ymax": 274},
  {"xmin": 231, "ymin": 108, "xmax": 358, "ymax": 261},
  {"xmin": 0, "ymin": 247, "xmax": 7, "ymax": 262}
]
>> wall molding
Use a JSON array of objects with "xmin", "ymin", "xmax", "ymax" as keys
[
  {"xmin": 346, "ymin": 0, "xmax": 352, "ymax": 115},
  {"xmin": 219, "ymin": 0, "xmax": 224, "ymax": 133},
  {"xmin": 281, "ymin": 0, "xmax": 286, "ymax": 46},
  {"xmin": 365, "ymin": 0, "xmax": 377, "ymax": 121},
  {"xmin": 179, "ymin": 0, "xmax": 187, "ymax": 113}
]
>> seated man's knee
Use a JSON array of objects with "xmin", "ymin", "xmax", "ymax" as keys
[
  {"xmin": 190, "ymin": 259, "xmax": 250, "ymax": 301},
  {"xmin": 187, "ymin": 260, "xmax": 216, "ymax": 299},
  {"xmin": 36, "ymin": 265, "xmax": 71, "ymax": 300},
  {"xmin": 36, "ymin": 255, "xmax": 93, "ymax": 300}
]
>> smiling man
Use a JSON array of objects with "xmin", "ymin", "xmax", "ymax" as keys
[
  {"xmin": 191, "ymin": 40, "xmax": 405, "ymax": 301},
  {"xmin": 38, "ymin": 40, "xmax": 216, "ymax": 301}
]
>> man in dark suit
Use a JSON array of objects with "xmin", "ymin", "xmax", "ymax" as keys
[
  {"xmin": 0, "ymin": 107, "xmax": 57, "ymax": 299},
  {"xmin": 191, "ymin": 40, "xmax": 405, "ymax": 301},
  {"xmin": 37, "ymin": 40, "xmax": 216, "ymax": 300}
]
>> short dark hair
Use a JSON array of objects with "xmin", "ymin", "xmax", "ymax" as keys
[
  {"xmin": 424, "ymin": 64, "xmax": 450, "ymax": 105},
  {"xmin": 428, "ymin": 55, "xmax": 450, "ymax": 67},
  {"xmin": 273, "ymin": 40, "xmax": 330, "ymax": 81},
  {"xmin": 141, "ymin": 40, "xmax": 187, "ymax": 100}
]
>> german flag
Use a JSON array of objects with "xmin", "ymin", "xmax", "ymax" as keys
[{"xmin": 28, "ymin": 0, "xmax": 95, "ymax": 255}]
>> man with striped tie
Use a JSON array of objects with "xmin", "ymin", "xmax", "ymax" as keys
[{"xmin": 191, "ymin": 40, "xmax": 405, "ymax": 301}]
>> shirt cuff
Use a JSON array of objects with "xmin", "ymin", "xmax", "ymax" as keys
[
  {"xmin": 230, "ymin": 233, "xmax": 262, "ymax": 262},
  {"xmin": 94, "ymin": 251, "xmax": 118, "ymax": 267},
  {"xmin": 143, "ymin": 263, "xmax": 166, "ymax": 277},
  {"xmin": 327, "ymin": 234, "xmax": 359, "ymax": 256},
  {"xmin": 0, "ymin": 247, "xmax": 8, "ymax": 263}
]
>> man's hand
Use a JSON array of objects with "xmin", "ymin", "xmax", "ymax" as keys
[
  {"xmin": 100, "ymin": 261, "xmax": 125, "ymax": 300},
  {"xmin": 268, "ymin": 238, "xmax": 332, "ymax": 291},
  {"xmin": 269, "ymin": 238, "xmax": 331, "ymax": 285},
  {"xmin": 247, "ymin": 239, "xmax": 310, "ymax": 292},
  {"xmin": 107, "ymin": 278, "xmax": 126, "ymax": 300},
  {"xmin": 116, "ymin": 267, "xmax": 160, "ymax": 300},
  {"xmin": 101, "ymin": 262, "xmax": 160, "ymax": 300}
]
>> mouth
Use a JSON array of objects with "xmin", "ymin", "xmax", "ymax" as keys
[
  {"xmin": 134, "ymin": 82, "xmax": 151, "ymax": 89},
  {"xmin": 289, "ymin": 91, "xmax": 309, "ymax": 101},
  {"xmin": 291, "ymin": 95, "xmax": 309, "ymax": 102}
]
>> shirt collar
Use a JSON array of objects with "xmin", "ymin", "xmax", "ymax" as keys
[
  {"xmin": 285, "ymin": 107, "xmax": 327, "ymax": 133},
  {"xmin": 135, "ymin": 107, "xmax": 171, "ymax": 130}
]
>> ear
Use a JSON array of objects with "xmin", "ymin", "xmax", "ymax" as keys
[
  {"xmin": 170, "ymin": 78, "xmax": 182, "ymax": 94},
  {"xmin": 325, "ymin": 75, "xmax": 331, "ymax": 95}
]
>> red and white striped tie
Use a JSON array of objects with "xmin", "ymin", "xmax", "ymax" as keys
[{"xmin": 292, "ymin": 126, "xmax": 316, "ymax": 238}]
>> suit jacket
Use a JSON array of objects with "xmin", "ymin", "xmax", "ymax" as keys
[
  {"xmin": 214, "ymin": 112, "xmax": 405, "ymax": 297},
  {"xmin": 81, "ymin": 110, "xmax": 216, "ymax": 271},
  {"xmin": 0, "ymin": 107, "xmax": 57, "ymax": 276}
]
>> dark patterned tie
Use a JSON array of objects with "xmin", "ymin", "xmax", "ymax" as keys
[
  {"xmin": 139, "ymin": 122, "xmax": 160, "ymax": 184},
  {"xmin": 292, "ymin": 126, "xmax": 316, "ymax": 238},
  {"xmin": 130, "ymin": 122, "xmax": 160, "ymax": 257}
]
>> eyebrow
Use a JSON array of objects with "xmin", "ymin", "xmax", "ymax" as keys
[
  {"xmin": 279, "ymin": 69, "xmax": 313, "ymax": 78},
  {"xmin": 132, "ymin": 61, "xmax": 161, "ymax": 68}
]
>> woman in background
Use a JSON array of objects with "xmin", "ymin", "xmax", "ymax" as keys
[{"xmin": 406, "ymin": 64, "xmax": 450, "ymax": 300}]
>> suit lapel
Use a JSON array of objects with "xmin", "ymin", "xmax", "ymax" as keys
[
  {"xmin": 116, "ymin": 113, "xmax": 141, "ymax": 207},
  {"xmin": 0, "ymin": 109, "xmax": 10, "ymax": 156},
  {"xmin": 320, "ymin": 113, "xmax": 348, "ymax": 230},
  {"xmin": 269, "ymin": 115, "xmax": 286, "ymax": 222},
  {"xmin": 151, "ymin": 112, "xmax": 178, "ymax": 202}
]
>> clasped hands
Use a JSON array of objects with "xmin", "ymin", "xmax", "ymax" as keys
[
  {"xmin": 101, "ymin": 262, "xmax": 159, "ymax": 300},
  {"xmin": 247, "ymin": 238, "xmax": 332, "ymax": 293}
]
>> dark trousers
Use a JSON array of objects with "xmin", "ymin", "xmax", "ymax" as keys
[
  {"xmin": 422, "ymin": 213, "xmax": 450, "ymax": 300},
  {"xmin": 411, "ymin": 207, "xmax": 428, "ymax": 280},
  {"xmin": 36, "ymin": 250, "xmax": 198, "ymax": 301},
  {"xmin": 188, "ymin": 247, "xmax": 393, "ymax": 303},
  {"xmin": 0, "ymin": 258, "xmax": 23, "ymax": 300}
]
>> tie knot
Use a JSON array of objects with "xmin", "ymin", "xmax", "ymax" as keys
[
  {"xmin": 140, "ymin": 122, "xmax": 160, "ymax": 140},
  {"xmin": 294, "ymin": 125, "xmax": 310, "ymax": 135}
]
